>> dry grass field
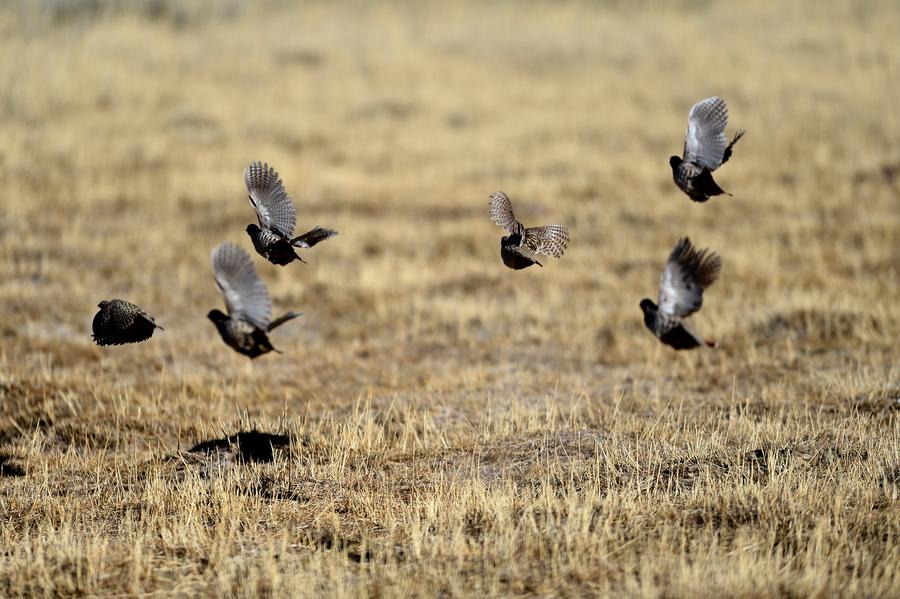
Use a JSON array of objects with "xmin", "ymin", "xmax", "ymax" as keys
[{"xmin": 1, "ymin": 0, "xmax": 899, "ymax": 596}]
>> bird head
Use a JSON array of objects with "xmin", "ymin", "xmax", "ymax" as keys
[
  {"xmin": 669, "ymin": 155, "xmax": 682, "ymax": 169},
  {"xmin": 207, "ymin": 309, "xmax": 228, "ymax": 324},
  {"xmin": 246, "ymin": 223, "xmax": 261, "ymax": 237},
  {"xmin": 639, "ymin": 299, "xmax": 659, "ymax": 329},
  {"xmin": 97, "ymin": 300, "xmax": 109, "ymax": 309},
  {"xmin": 639, "ymin": 298, "xmax": 657, "ymax": 314}
]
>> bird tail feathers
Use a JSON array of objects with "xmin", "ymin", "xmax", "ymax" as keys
[
  {"xmin": 721, "ymin": 129, "xmax": 745, "ymax": 165},
  {"xmin": 267, "ymin": 311, "xmax": 303, "ymax": 332},
  {"xmin": 291, "ymin": 227, "xmax": 338, "ymax": 249}
]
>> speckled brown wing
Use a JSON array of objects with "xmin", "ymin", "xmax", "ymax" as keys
[
  {"xmin": 92, "ymin": 299, "xmax": 162, "ymax": 346},
  {"xmin": 523, "ymin": 225, "xmax": 569, "ymax": 259},
  {"xmin": 488, "ymin": 191, "xmax": 525, "ymax": 236}
]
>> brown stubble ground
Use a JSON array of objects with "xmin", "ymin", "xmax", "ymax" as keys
[{"xmin": 0, "ymin": 0, "xmax": 898, "ymax": 596}]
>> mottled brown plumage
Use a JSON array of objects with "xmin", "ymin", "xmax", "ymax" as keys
[
  {"xmin": 207, "ymin": 242, "xmax": 301, "ymax": 358},
  {"xmin": 92, "ymin": 299, "xmax": 163, "ymax": 346},
  {"xmin": 488, "ymin": 191, "xmax": 569, "ymax": 270},
  {"xmin": 640, "ymin": 237, "xmax": 722, "ymax": 350},
  {"xmin": 244, "ymin": 161, "xmax": 337, "ymax": 265}
]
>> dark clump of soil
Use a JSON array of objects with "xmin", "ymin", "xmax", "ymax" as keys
[{"xmin": 188, "ymin": 430, "xmax": 290, "ymax": 463}]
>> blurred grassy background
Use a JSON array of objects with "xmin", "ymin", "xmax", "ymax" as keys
[{"xmin": 0, "ymin": 0, "xmax": 898, "ymax": 596}]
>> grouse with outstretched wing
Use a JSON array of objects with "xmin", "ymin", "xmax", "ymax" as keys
[
  {"xmin": 670, "ymin": 97, "xmax": 744, "ymax": 203},
  {"xmin": 207, "ymin": 241, "xmax": 302, "ymax": 358},
  {"xmin": 244, "ymin": 161, "xmax": 337, "ymax": 265},
  {"xmin": 488, "ymin": 191, "xmax": 569, "ymax": 270},
  {"xmin": 640, "ymin": 237, "xmax": 722, "ymax": 350}
]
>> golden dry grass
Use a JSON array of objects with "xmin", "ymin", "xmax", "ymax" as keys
[{"xmin": 1, "ymin": 0, "xmax": 899, "ymax": 596}]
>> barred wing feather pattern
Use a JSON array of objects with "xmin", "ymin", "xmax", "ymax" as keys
[
  {"xmin": 244, "ymin": 161, "xmax": 297, "ymax": 238},
  {"xmin": 488, "ymin": 191, "xmax": 524, "ymax": 235},
  {"xmin": 211, "ymin": 242, "xmax": 272, "ymax": 329},
  {"xmin": 684, "ymin": 96, "xmax": 730, "ymax": 170},
  {"xmin": 523, "ymin": 225, "xmax": 569, "ymax": 258}
]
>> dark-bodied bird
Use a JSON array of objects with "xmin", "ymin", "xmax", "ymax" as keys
[
  {"xmin": 488, "ymin": 191, "xmax": 569, "ymax": 270},
  {"xmin": 244, "ymin": 161, "xmax": 337, "ymax": 265},
  {"xmin": 92, "ymin": 299, "xmax": 163, "ymax": 346},
  {"xmin": 640, "ymin": 237, "xmax": 722, "ymax": 350},
  {"xmin": 207, "ymin": 241, "xmax": 302, "ymax": 358},
  {"xmin": 670, "ymin": 96, "xmax": 745, "ymax": 202}
]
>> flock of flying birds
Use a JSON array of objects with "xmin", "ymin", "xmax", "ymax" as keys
[{"xmin": 91, "ymin": 96, "xmax": 744, "ymax": 356}]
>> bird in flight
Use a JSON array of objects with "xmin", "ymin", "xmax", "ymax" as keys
[
  {"xmin": 488, "ymin": 191, "xmax": 569, "ymax": 270},
  {"xmin": 244, "ymin": 161, "xmax": 337, "ymax": 265},
  {"xmin": 92, "ymin": 299, "xmax": 163, "ymax": 346},
  {"xmin": 207, "ymin": 241, "xmax": 302, "ymax": 358},
  {"xmin": 670, "ymin": 96, "xmax": 744, "ymax": 202},
  {"xmin": 640, "ymin": 237, "xmax": 722, "ymax": 350}
]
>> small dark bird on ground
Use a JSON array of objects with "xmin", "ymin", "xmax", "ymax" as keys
[
  {"xmin": 244, "ymin": 161, "xmax": 337, "ymax": 265},
  {"xmin": 488, "ymin": 191, "xmax": 569, "ymax": 270},
  {"xmin": 207, "ymin": 241, "xmax": 302, "ymax": 358},
  {"xmin": 670, "ymin": 96, "xmax": 744, "ymax": 202},
  {"xmin": 640, "ymin": 237, "xmax": 722, "ymax": 350},
  {"xmin": 92, "ymin": 299, "xmax": 163, "ymax": 346}
]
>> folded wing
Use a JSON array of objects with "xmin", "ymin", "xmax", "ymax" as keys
[{"xmin": 92, "ymin": 300, "xmax": 161, "ymax": 345}]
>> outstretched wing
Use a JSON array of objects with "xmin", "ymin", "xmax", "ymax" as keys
[
  {"xmin": 244, "ymin": 161, "xmax": 297, "ymax": 238},
  {"xmin": 211, "ymin": 242, "xmax": 271, "ymax": 328},
  {"xmin": 658, "ymin": 237, "xmax": 722, "ymax": 319},
  {"xmin": 683, "ymin": 97, "xmax": 730, "ymax": 170},
  {"xmin": 523, "ymin": 225, "xmax": 569, "ymax": 259},
  {"xmin": 489, "ymin": 191, "xmax": 524, "ymax": 235}
]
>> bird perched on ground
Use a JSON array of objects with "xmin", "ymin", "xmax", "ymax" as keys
[
  {"xmin": 207, "ymin": 241, "xmax": 302, "ymax": 358},
  {"xmin": 488, "ymin": 191, "xmax": 569, "ymax": 270},
  {"xmin": 670, "ymin": 96, "xmax": 745, "ymax": 202},
  {"xmin": 91, "ymin": 299, "xmax": 163, "ymax": 346},
  {"xmin": 640, "ymin": 237, "xmax": 722, "ymax": 350},
  {"xmin": 243, "ymin": 161, "xmax": 337, "ymax": 265}
]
